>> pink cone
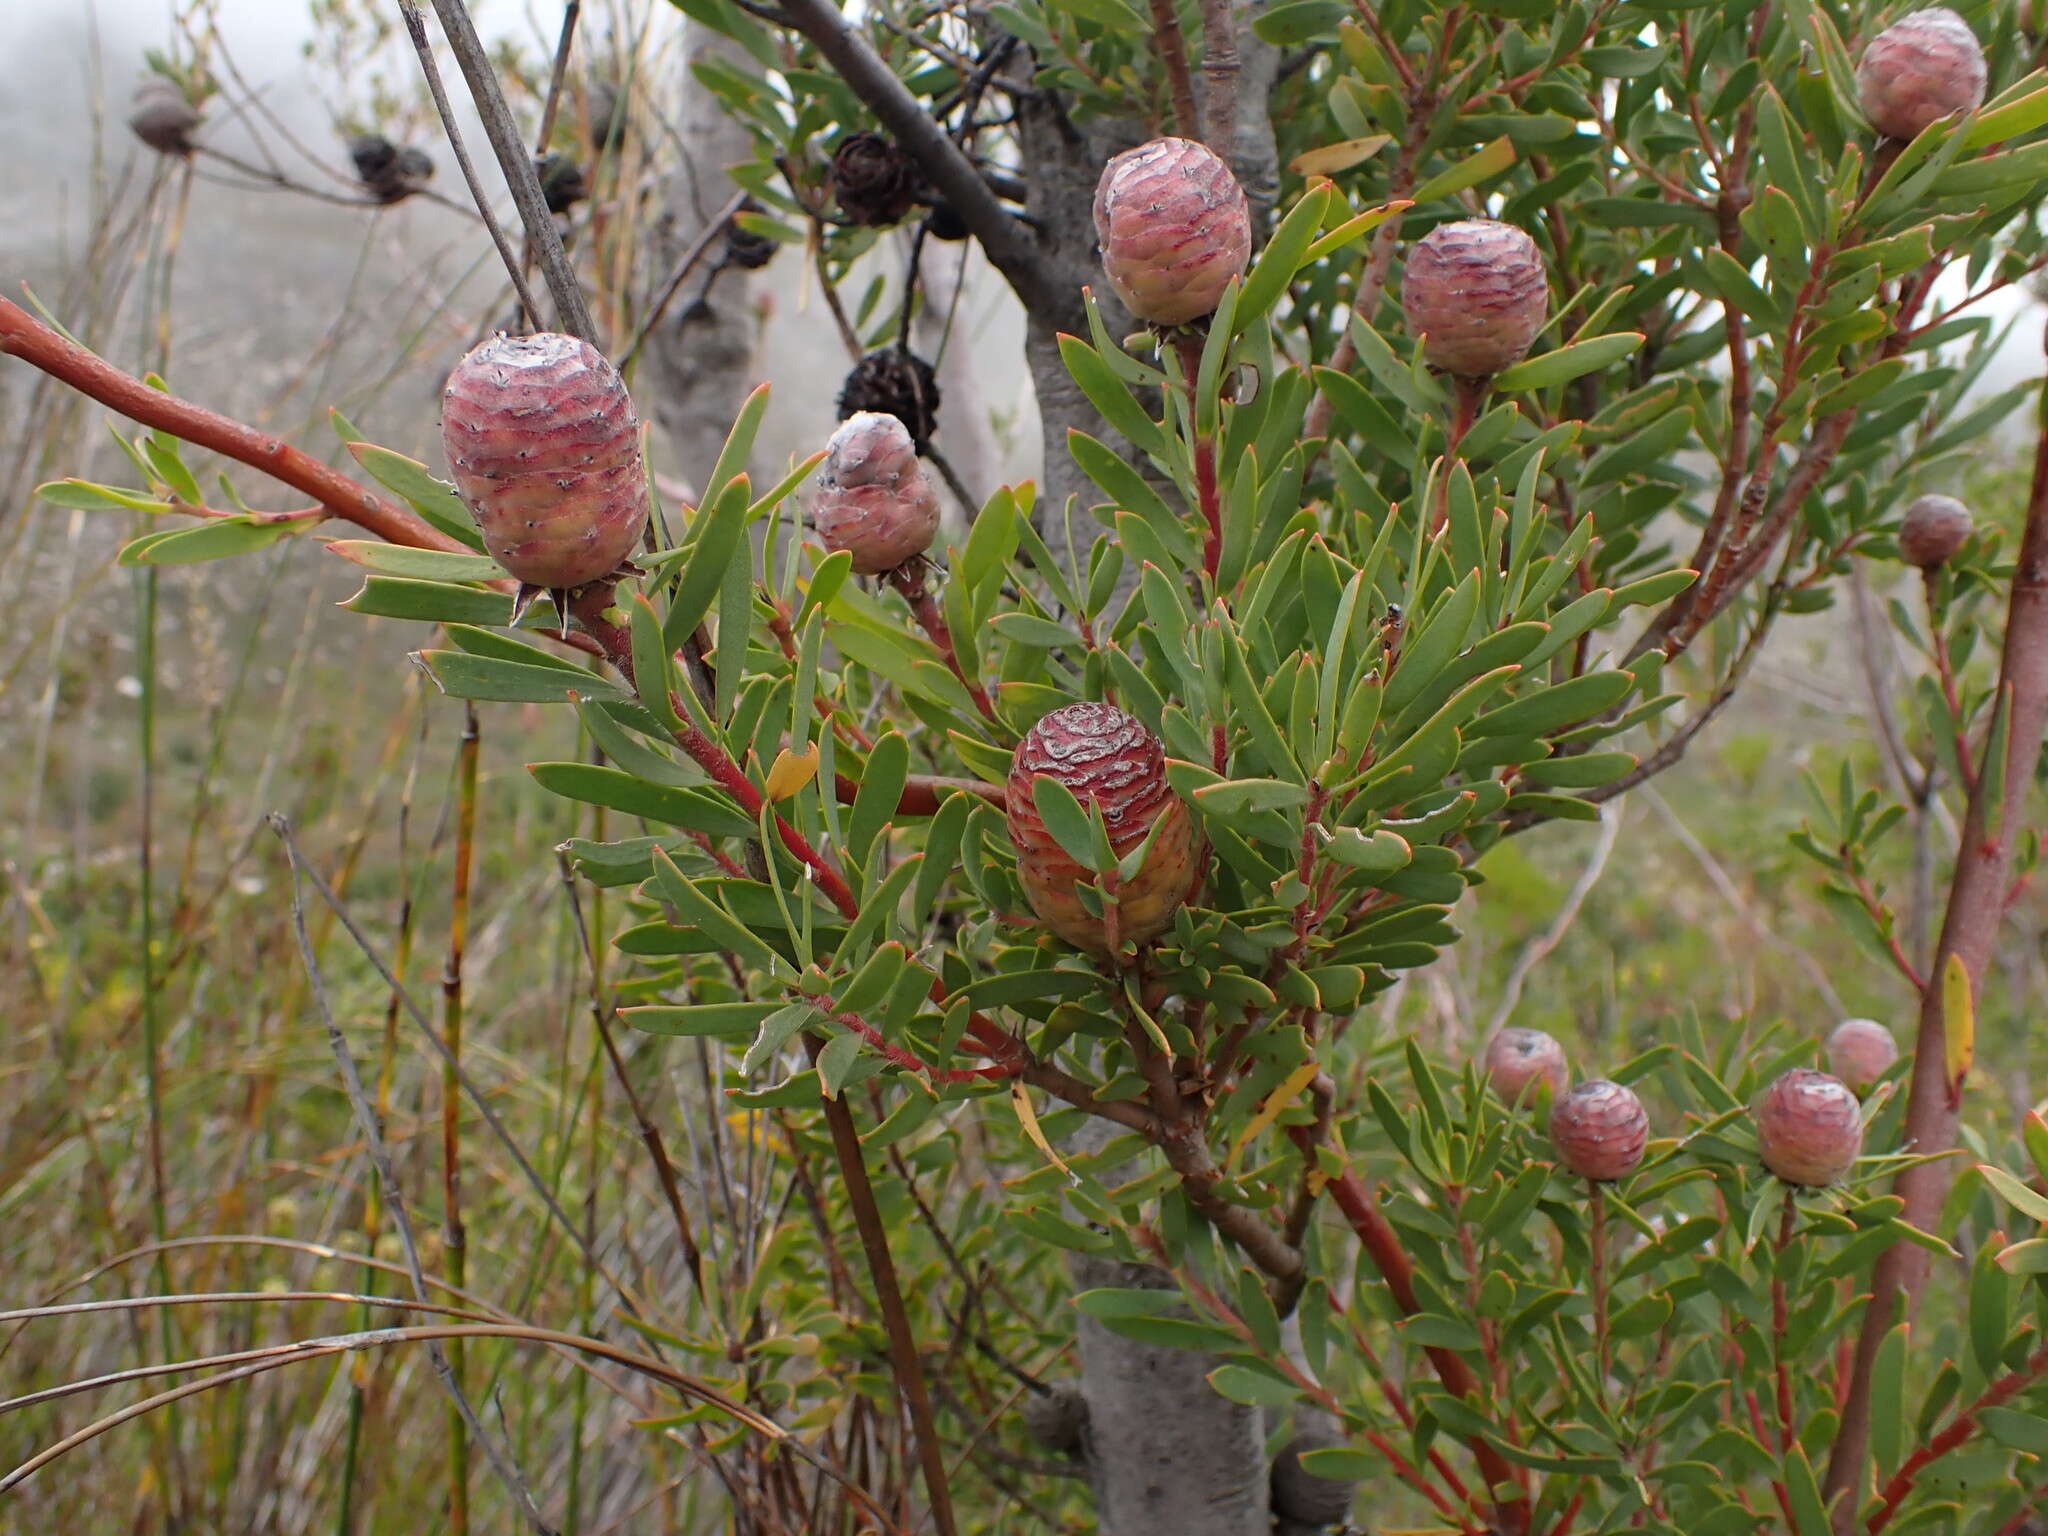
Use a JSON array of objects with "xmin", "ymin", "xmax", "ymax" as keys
[
  {"xmin": 1483, "ymin": 1028, "xmax": 1567, "ymax": 1107},
  {"xmin": 1007, "ymin": 702, "xmax": 1202, "ymax": 953},
  {"xmin": 1756, "ymin": 1068, "xmax": 1864, "ymax": 1186},
  {"xmin": 1825, "ymin": 1018, "xmax": 1900, "ymax": 1096},
  {"xmin": 442, "ymin": 332, "xmax": 648, "ymax": 591},
  {"xmin": 1093, "ymin": 137, "xmax": 1252, "ymax": 328},
  {"xmin": 806, "ymin": 412, "xmax": 941, "ymax": 575},
  {"xmin": 1550, "ymin": 1080, "xmax": 1649, "ymax": 1182},
  {"xmin": 1400, "ymin": 219, "xmax": 1549, "ymax": 379},
  {"xmin": 1857, "ymin": 8, "xmax": 1986, "ymax": 142},
  {"xmin": 1898, "ymin": 494, "xmax": 1972, "ymax": 568}
]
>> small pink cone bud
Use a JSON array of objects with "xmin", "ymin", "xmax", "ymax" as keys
[
  {"xmin": 1856, "ymin": 8, "xmax": 1986, "ymax": 142},
  {"xmin": 1483, "ymin": 1028, "xmax": 1567, "ymax": 1107},
  {"xmin": 1826, "ymin": 1018, "xmax": 1900, "ymax": 1096},
  {"xmin": 442, "ymin": 332, "xmax": 648, "ymax": 592},
  {"xmin": 1401, "ymin": 219, "xmax": 1549, "ymax": 379},
  {"xmin": 805, "ymin": 412, "xmax": 941, "ymax": 575},
  {"xmin": 1092, "ymin": 137, "xmax": 1252, "ymax": 328},
  {"xmin": 1756, "ymin": 1068, "xmax": 1864, "ymax": 1186},
  {"xmin": 1006, "ymin": 702, "xmax": 1202, "ymax": 953},
  {"xmin": 1898, "ymin": 493, "xmax": 1973, "ymax": 568},
  {"xmin": 1550, "ymin": 1080, "xmax": 1649, "ymax": 1182}
]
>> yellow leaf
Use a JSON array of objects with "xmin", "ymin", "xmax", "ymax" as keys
[
  {"xmin": 1010, "ymin": 1082, "xmax": 1079, "ymax": 1186},
  {"xmin": 1944, "ymin": 953, "xmax": 1975, "ymax": 1090},
  {"xmin": 1228, "ymin": 1058, "xmax": 1323, "ymax": 1171},
  {"xmin": 1288, "ymin": 134, "xmax": 1393, "ymax": 178},
  {"xmin": 764, "ymin": 742, "xmax": 819, "ymax": 802}
]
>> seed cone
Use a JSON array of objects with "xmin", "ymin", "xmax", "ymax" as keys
[
  {"xmin": 723, "ymin": 201, "xmax": 777, "ymax": 271},
  {"xmin": 441, "ymin": 332, "xmax": 649, "ymax": 593},
  {"xmin": 1092, "ymin": 137, "xmax": 1251, "ymax": 328},
  {"xmin": 1484, "ymin": 1028, "xmax": 1567, "ymax": 1107},
  {"xmin": 1019, "ymin": 1382, "xmax": 1086, "ymax": 1455},
  {"xmin": 805, "ymin": 412, "xmax": 941, "ymax": 575},
  {"xmin": 1825, "ymin": 1018, "xmax": 1899, "ymax": 1096},
  {"xmin": 831, "ymin": 132, "xmax": 923, "ymax": 226},
  {"xmin": 1756, "ymin": 1068, "xmax": 1863, "ymax": 1186},
  {"xmin": 129, "ymin": 82, "xmax": 202, "ymax": 157},
  {"xmin": 1401, "ymin": 219, "xmax": 1549, "ymax": 378},
  {"xmin": 1270, "ymin": 1430, "xmax": 1356, "ymax": 1528},
  {"xmin": 1857, "ymin": 8, "xmax": 1986, "ymax": 142},
  {"xmin": 837, "ymin": 349, "xmax": 941, "ymax": 450},
  {"xmin": 349, "ymin": 134, "xmax": 435, "ymax": 204},
  {"xmin": 1550, "ymin": 1080, "xmax": 1649, "ymax": 1182},
  {"xmin": 536, "ymin": 151, "xmax": 589, "ymax": 214},
  {"xmin": 1006, "ymin": 702, "xmax": 1201, "ymax": 954},
  {"xmin": 1898, "ymin": 493, "xmax": 1973, "ymax": 568}
]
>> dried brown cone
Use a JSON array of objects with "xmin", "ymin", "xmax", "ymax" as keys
[
  {"xmin": 1270, "ymin": 1431, "xmax": 1356, "ymax": 1528},
  {"xmin": 350, "ymin": 135, "xmax": 435, "ymax": 204},
  {"xmin": 1898, "ymin": 492, "xmax": 1973, "ymax": 568},
  {"xmin": 723, "ymin": 202, "xmax": 778, "ymax": 271},
  {"xmin": 1019, "ymin": 1383, "xmax": 1086, "ymax": 1455},
  {"xmin": 830, "ymin": 132, "xmax": 923, "ymax": 227},
  {"xmin": 1550, "ymin": 1079, "xmax": 1649, "ymax": 1183},
  {"xmin": 1755, "ymin": 1068, "xmax": 1864, "ymax": 1186},
  {"xmin": 837, "ymin": 349, "xmax": 941, "ymax": 450},
  {"xmin": 1401, "ymin": 218, "xmax": 1550, "ymax": 379},
  {"xmin": 1006, "ymin": 702, "xmax": 1202, "ymax": 954},
  {"xmin": 441, "ymin": 332, "xmax": 649, "ymax": 595},
  {"xmin": 1092, "ymin": 136, "xmax": 1252, "ymax": 327},
  {"xmin": 1857, "ymin": 8, "xmax": 1987, "ymax": 142},
  {"xmin": 128, "ymin": 81, "xmax": 202, "ymax": 157},
  {"xmin": 536, "ymin": 151, "xmax": 588, "ymax": 215}
]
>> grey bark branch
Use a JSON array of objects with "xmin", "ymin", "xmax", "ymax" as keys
[{"xmin": 426, "ymin": 0, "xmax": 600, "ymax": 343}]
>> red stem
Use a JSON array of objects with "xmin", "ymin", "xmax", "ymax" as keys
[
  {"xmin": 1827, "ymin": 346, "xmax": 2048, "ymax": 1526},
  {"xmin": 885, "ymin": 561, "xmax": 996, "ymax": 721},
  {"xmin": 1865, "ymin": 1339, "xmax": 2048, "ymax": 1533},
  {"xmin": 1300, "ymin": 1135, "xmax": 1532, "ymax": 1535}
]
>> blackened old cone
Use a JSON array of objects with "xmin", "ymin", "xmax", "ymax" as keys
[
  {"xmin": 537, "ymin": 152, "xmax": 589, "ymax": 215},
  {"xmin": 129, "ymin": 81, "xmax": 202, "ymax": 157},
  {"xmin": 724, "ymin": 202, "xmax": 777, "ymax": 270},
  {"xmin": 831, "ymin": 132, "xmax": 923, "ymax": 227},
  {"xmin": 350, "ymin": 134, "xmax": 435, "ymax": 204},
  {"xmin": 838, "ymin": 349, "xmax": 941, "ymax": 450}
]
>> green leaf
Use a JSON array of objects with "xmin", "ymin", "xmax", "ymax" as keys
[
  {"xmin": 36, "ymin": 479, "xmax": 175, "ymax": 513},
  {"xmin": 1870, "ymin": 1322, "xmax": 1909, "ymax": 1476},
  {"xmin": 528, "ymin": 762, "xmax": 756, "ymax": 837},
  {"xmin": 416, "ymin": 651, "xmax": 629, "ymax": 705},
  {"xmin": 848, "ymin": 732, "xmax": 910, "ymax": 878},
  {"xmin": 1492, "ymin": 333, "xmax": 1644, "ymax": 392},
  {"xmin": 1234, "ymin": 183, "xmax": 1333, "ymax": 328},
  {"xmin": 1981, "ymin": 1164, "xmax": 2048, "ymax": 1225},
  {"xmin": 1469, "ymin": 671, "xmax": 1634, "ymax": 738},
  {"xmin": 341, "ymin": 576, "xmax": 514, "ymax": 626},
  {"xmin": 665, "ymin": 475, "xmax": 752, "ymax": 649},
  {"xmin": 346, "ymin": 442, "xmax": 484, "ymax": 549},
  {"xmin": 623, "ymin": 1002, "xmax": 782, "ymax": 1036},
  {"xmin": 119, "ymin": 518, "xmax": 298, "ymax": 566},
  {"xmin": 1031, "ymin": 775, "xmax": 1108, "ymax": 873},
  {"xmin": 1205, "ymin": 1363, "xmax": 1299, "ymax": 1407},
  {"xmin": 325, "ymin": 540, "xmax": 504, "ymax": 582},
  {"xmin": 1057, "ymin": 333, "xmax": 1166, "ymax": 456},
  {"xmin": 816, "ymin": 1030, "xmax": 863, "ymax": 1097},
  {"xmin": 1409, "ymin": 135, "xmax": 1516, "ymax": 204}
]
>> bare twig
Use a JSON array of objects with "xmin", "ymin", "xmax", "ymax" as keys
[
  {"xmin": 395, "ymin": 1, "xmax": 545, "ymax": 330},
  {"xmin": 272, "ymin": 814, "xmax": 554, "ymax": 1536},
  {"xmin": 1147, "ymin": 0, "xmax": 1200, "ymax": 138},
  {"xmin": 774, "ymin": 0, "xmax": 1057, "ymax": 316},
  {"xmin": 618, "ymin": 188, "xmax": 746, "ymax": 372}
]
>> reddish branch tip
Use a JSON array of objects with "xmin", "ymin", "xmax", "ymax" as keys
[
  {"xmin": 1856, "ymin": 8, "xmax": 1986, "ymax": 142},
  {"xmin": 1092, "ymin": 137, "xmax": 1252, "ymax": 328},
  {"xmin": 1825, "ymin": 1017, "xmax": 1900, "ymax": 1096},
  {"xmin": 441, "ymin": 332, "xmax": 649, "ymax": 592},
  {"xmin": 1898, "ymin": 492, "xmax": 1974, "ymax": 568},
  {"xmin": 1550, "ymin": 1079, "xmax": 1649, "ymax": 1183},
  {"xmin": 1756, "ymin": 1068, "xmax": 1864, "ymax": 1187},
  {"xmin": 1006, "ymin": 702, "xmax": 1202, "ymax": 954},
  {"xmin": 1482, "ymin": 1027, "xmax": 1568, "ymax": 1108},
  {"xmin": 805, "ymin": 411, "xmax": 942, "ymax": 575},
  {"xmin": 1401, "ymin": 218, "xmax": 1549, "ymax": 380}
]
